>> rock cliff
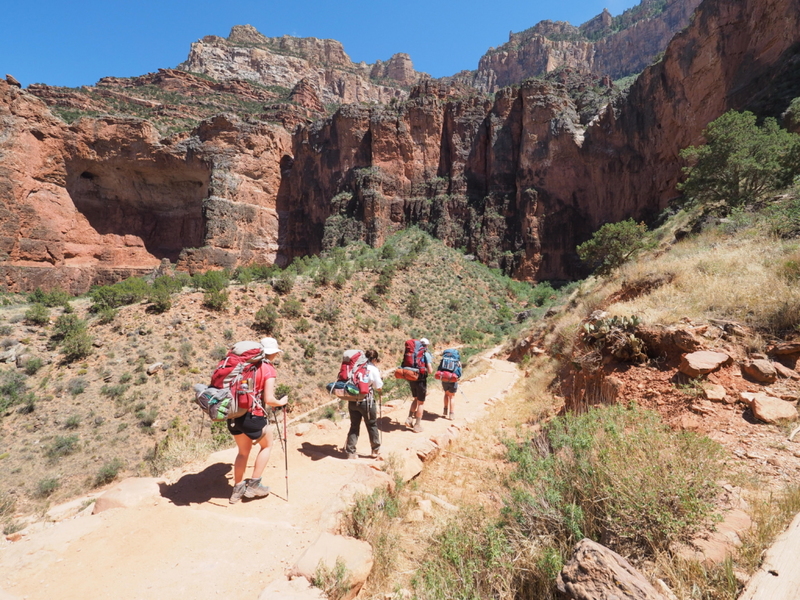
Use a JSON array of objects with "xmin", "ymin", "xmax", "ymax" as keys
[
  {"xmin": 3, "ymin": 0, "xmax": 800, "ymax": 291},
  {"xmin": 179, "ymin": 25, "xmax": 424, "ymax": 106},
  {"xmin": 453, "ymin": 0, "xmax": 703, "ymax": 90}
]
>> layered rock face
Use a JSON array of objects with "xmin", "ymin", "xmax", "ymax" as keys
[
  {"xmin": 455, "ymin": 0, "xmax": 703, "ymax": 91},
  {"xmin": 0, "ymin": 81, "xmax": 291, "ymax": 292},
  {"xmin": 279, "ymin": 0, "xmax": 800, "ymax": 280},
  {"xmin": 180, "ymin": 25, "xmax": 423, "ymax": 106}
]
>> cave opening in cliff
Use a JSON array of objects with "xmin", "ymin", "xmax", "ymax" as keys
[{"xmin": 65, "ymin": 158, "xmax": 210, "ymax": 263}]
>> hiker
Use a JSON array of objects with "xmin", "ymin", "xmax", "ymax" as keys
[
  {"xmin": 436, "ymin": 348, "xmax": 463, "ymax": 420},
  {"xmin": 228, "ymin": 337, "xmax": 288, "ymax": 504},
  {"xmin": 345, "ymin": 349, "xmax": 383, "ymax": 459},
  {"xmin": 404, "ymin": 338, "xmax": 433, "ymax": 433}
]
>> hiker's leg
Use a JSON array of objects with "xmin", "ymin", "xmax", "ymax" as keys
[
  {"xmin": 346, "ymin": 402, "xmax": 363, "ymax": 454},
  {"xmin": 250, "ymin": 426, "xmax": 274, "ymax": 480},
  {"xmin": 233, "ymin": 432, "xmax": 253, "ymax": 485},
  {"xmin": 415, "ymin": 378, "xmax": 427, "ymax": 421},
  {"xmin": 366, "ymin": 398, "xmax": 380, "ymax": 451}
]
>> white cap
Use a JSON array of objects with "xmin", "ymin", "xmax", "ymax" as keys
[
  {"xmin": 420, "ymin": 338, "xmax": 430, "ymax": 346},
  {"xmin": 260, "ymin": 337, "xmax": 282, "ymax": 354}
]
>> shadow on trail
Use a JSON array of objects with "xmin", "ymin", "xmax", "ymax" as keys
[
  {"xmin": 377, "ymin": 416, "xmax": 408, "ymax": 432},
  {"xmin": 298, "ymin": 442, "xmax": 348, "ymax": 461},
  {"xmin": 160, "ymin": 462, "xmax": 231, "ymax": 506}
]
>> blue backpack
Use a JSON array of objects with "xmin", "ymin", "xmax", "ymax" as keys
[{"xmin": 438, "ymin": 349, "xmax": 462, "ymax": 378}]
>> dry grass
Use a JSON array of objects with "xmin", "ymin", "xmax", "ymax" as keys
[{"xmin": 607, "ymin": 231, "xmax": 800, "ymax": 333}]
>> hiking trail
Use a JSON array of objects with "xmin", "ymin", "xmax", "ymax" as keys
[{"xmin": 0, "ymin": 350, "xmax": 519, "ymax": 600}]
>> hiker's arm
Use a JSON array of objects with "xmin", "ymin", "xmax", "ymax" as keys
[{"xmin": 262, "ymin": 377, "xmax": 287, "ymax": 407}]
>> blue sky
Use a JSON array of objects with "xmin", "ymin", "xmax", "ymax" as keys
[{"xmin": 3, "ymin": 0, "xmax": 639, "ymax": 88}]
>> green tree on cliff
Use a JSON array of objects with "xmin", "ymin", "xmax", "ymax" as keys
[
  {"xmin": 679, "ymin": 110, "xmax": 800, "ymax": 212},
  {"xmin": 577, "ymin": 219, "xmax": 649, "ymax": 275}
]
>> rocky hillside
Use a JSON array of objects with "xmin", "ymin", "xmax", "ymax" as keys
[
  {"xmin": 179, "ymin": 24, "xmax": 423, "ymax": 106},
  {"xmin": 453, "ymin": 0, "xmax": 703, "ymax": 90}
]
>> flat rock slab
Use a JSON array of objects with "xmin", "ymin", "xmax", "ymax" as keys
[
  {"xmin": 741, "ymin": 392, "xmax": 799, "ymax": 423},
  {"xmin": 742, "ymin": 359, "xmax": 777, "ymax": 383},
  {"xmin": 739, "ymin": 512, "xmax": 800, "ymax": 600},
  {"xmin": 702, "ymin": 382, "xmax": 728, "ymax": 402},
  {"xmin": 93, "ymin": 477, "xmax": 164, "ymax": 514},
  {"xmin": 557, "ymin": 538, "xmax": 668, "ymax": 600},
  {"xmin": 290, "ymin": 532, "xmax": 373, "ymax": 600},
  {"xmin": 680, "ymin": 351, "xmax": 731, "ymax": 377}
]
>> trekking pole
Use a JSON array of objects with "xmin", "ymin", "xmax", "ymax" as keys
[{"xmin": 283, "ymin": 401, "xmax": 289, "ymax": 501}]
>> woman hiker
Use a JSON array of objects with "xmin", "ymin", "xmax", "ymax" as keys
[
  {"xmin": 345, "ymin": 349, "xmax": 384, "ymax": 459},
  {"xmin": 228, "ymin": 337, "xmax": 288, "ymax": 504}
]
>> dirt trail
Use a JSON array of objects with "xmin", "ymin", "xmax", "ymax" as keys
[{"xmin": 0, "ymin": 353, "xmax": 519, "ymax": 600}]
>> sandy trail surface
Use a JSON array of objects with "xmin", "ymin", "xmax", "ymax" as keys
[{"xmin": 0, "ymin": 354, "xmax": 519, "ymax": 600}]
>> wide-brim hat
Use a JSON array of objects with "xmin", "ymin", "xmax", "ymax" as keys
[
  {"xmin": 420, "ymin": 337, "xmax": 430, "ymax": 346},
  {"xmin": 260, "ymin": 337, "xmax": 282, "ymax": 354}
]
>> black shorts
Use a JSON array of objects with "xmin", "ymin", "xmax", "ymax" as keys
[
  {"xmin": 442, "ymin": 381, "xmax": 458, "ymax": 393},
  {"xmin": 409, "ymin": 378, "xmax": 428, "ymax": 402},
  {"xmin": 227, "ymin": 412, "xmax": 267, "ymax": 440}
]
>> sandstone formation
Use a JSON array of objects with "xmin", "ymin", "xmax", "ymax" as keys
[
  {"xmin": 455, "ymin": 0, "xmax": 703, "ymax": 91},
  {"xmin": 4, "ymin": 0, "xmax": 800, "ymax": 291},
  {"xmin": 679, "ymin": 351, "xmax": 731, "ymax": 377},
  {"xmin": 557, "ymin": 538, "xmax": 669, "ymax": 600},
  {"xmin": 739, "ymin": 512, "xmax": 800, "ymax": 600},
  {"xmin": 290, "ymin": 532, "xmax": 373, "ymax": 600},
  {"xmin": 180, "ymin": 25, "xmax": 423, "ymax": 106},
  {"xmin": 740, "ymin": 392, "xmax": 799, "ymax": 423},
  {"xmin": 0, "ymin": 80, "xmax": 291, "ymax": 292}
]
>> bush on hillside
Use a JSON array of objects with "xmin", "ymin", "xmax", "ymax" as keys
[
  {"xmin": 577, "ymin": 219, "xmax": 648, "ymax": 275},
  {"xmin": 202, "ymin": 289, "xmax": 228, "ymax": 312},
  {"xmin": 52, "ymin": 314, "xmax": 87, "ymax": 340},
  {"xmin": 24, "ymin": 303, "xmax": 50, "ymax": 326},
  {"xmin": 253, "ymin": 305, "xmax": 280, "ymax": 335},
  {"xmin": 192, "ymin": 270, "xmax": 229, "ymax": 292},
  {"xmin": 60, "ymin": 330, "xmax": 93, "ymax": 362},
  {"xmin": 679, "ymin": 110, "xmax": 800, "ymax": 212},
  {"xmin": 27, "ymin": 287, "xmax": 71, "ymax": 307},
  {"xmin": 89, "ymin": 278, "xmax": 149, "ymax": 310}
]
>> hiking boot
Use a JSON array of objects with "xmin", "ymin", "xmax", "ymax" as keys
[
  {"xmin": 448, "ymin": 411, "xmax": 455, "ymax": 421},
  {"xmin": 413, "ymin": 419, "xmax": 424, "ymax": 433},
  {"xmin": 370, "ymin": 447, "xmax": 381, "ymax": 459},
  {"xmin": 243, "ymin": 478, "xmax": 270, "ymax": 499},
  {"xmin": 443, "ymin": 406, "xmax": 449, "ymax": 418},
  {"xmin": 347, "ymin": 453, "xmax": 358, "ymax": 460},
  {"xmin": 229, "ymin": 480, "xmax": 248, "ymax": 504},
  {"xmin": 405, "ymin": 415, "xmax": 415, "ymax": 429}
]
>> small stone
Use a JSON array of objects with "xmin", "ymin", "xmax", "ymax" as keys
[
  {"xmin": 703, "ymin": 382, "xmax": 728, "ymax": 402},
  {"xmin": 146, "ymin": 362, "xmax": 163, "ymax": 375},
  {"xmin": 405, "ymin": 509, "xmax": 425, "ymax": 522},
  {"xmin": 742, "ymin": 359, "xmax": 778, "ymax": 383}
]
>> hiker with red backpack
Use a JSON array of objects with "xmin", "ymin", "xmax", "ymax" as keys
[
  {"xmin": 396, "ymin": 338, "xmax": 433, "ymax": 433},
  {"xmin": 343, "ymin": 349, "xmax": 384, "ymax": 459},
  {"xmin": 211, "ymin": 337, "xmax": 288, "ymax": 504},
  {"xmin": 435, "ymin": 348, "xmax": 463, "ymax": 420}
]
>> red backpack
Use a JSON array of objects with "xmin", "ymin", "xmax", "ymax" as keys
[
  {"xmin": 208, "ymin": 342, "xmax": 265, "ymax": 417},
  {"xmin": 338, "ymin": 349, "xmax": 371, "ymax": 396},
  {"xmin": 402, "ymin": 339, "xmax": 427, "ymax": 375}
]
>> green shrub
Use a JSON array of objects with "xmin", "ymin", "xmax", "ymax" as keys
[
  {"xmin": 374, "ymin": 265, "xmax": 394, "ymax": 295},
  {"xmin": 148, "ymin": 287, "xmax": 172, "ymax": 313},
  {"xmin": 68, "ymin": 377, "xmax": 87, "ymax": 396},
  {"xmin": 0, "ymin": 369, "xmax": 28, "ymax": 413},
  {"xmin": 25, "ymin": 303, "xmax": 50, "ymax": 326},
  {"xmin": 273, "ymin": 270, "xmax": 295, "ymax": 295},
  {"xmin": 24, "ymin": 357, "xmax": 44, "ymax": 376},
  {"xmin": 202, "ymin": 289, "xmax": 229, "ymax": 311},
  {"xmin": 46, "ymin": 435, "xmax": 80, "ymax": 458},
  {"xmin": 64, "ymin": 414, "xmax": 81, "ymax": 429},
  {"xmin": 60, "ymin": 331, "xmax": 93, "ymax": 362},
  {"xmin": 577, "ymin": 219, "xmax": 649, "ymax": 275},
  {"xmin": 295, "ymin": 318, "xmax": 311, "ymax": 333},
  {"xmin": 28, "ymin": 287, "xmax": 71, "ymax": 307},
  {"xmin": 89, "ymin": 277, "xmax": 149, "ymax": 310},
  {"xmin": 406, "ymin": 294, "xmax": 422, "ymax": 318},
  {"xmin": 94, "ymin": 458, "xmax": 124, "ymax": 486},
  {"xmin": 504, "ymin": 404, "xmax": 723, "ymax": 554},
  {"xmin": 362, "ymin": 290, "xmax": 381, "ymax": 308},
  {"xmin": 316, "ymin": 301, "xmax": 341, "ymax": 324},
  {"xmin": 253, "ymin": 305, "xmax": 280, "ymax": 334},
  {"xmin": 100, "ymin": 384, "xmax": 129, "ymax": 399},
  {"xmin": 52, "ymin": 314, "xmax": 86, "ymax": 340},
  {"xmin": 35, "ymin": 477, "xmax": 60, "ymax": 498},
  {"xmin": 192, "ymin": 270, "xmax": 229, "ymax": 291},
  {"xmin": 96, "ymin": 306, "xmax": 118, "ymax": 324},
  {"xmin": 281, "ymin": 297, "xmax": 303, "ymax": 319}
]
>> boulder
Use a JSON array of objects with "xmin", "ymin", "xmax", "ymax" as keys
[
  {"xmin": 92, "ymin": 477, "xmax": 163, "ymax": 514},
  {"xmin": 146, "ymin": 362, "xmax": 163, "ymax": 375},
  {"xmin": 769, "ymin": 341, "xmax": 800, "ymax": 355},
  {"xmin": 741, "ymin": 392, "xmax": 799, "ymax": 423},
  {"xmin": 739, "ymin": 512, "xmax": 800, "ymax": 600},
  {"xmin": 557, "ymin": 538, "xmax": 668, "ymax": 600},
  {"xmin": 702, "ymin": 382, "xmax": 728, "ymax": 403},
  {"xmin": 414, "ymin": 439, "xmax": 441, "ymax": 462},
  {"xmin": 679, "ymin": 351, "xmax": 730, "ymax": 377},
  {"xmin": 259, "ymin": 576, "xmax": 326, "ymax": 600},
  {"xmin": 290, "ymin": 532, "xmax": 373, "ymax": 600},
  {"xmin": 772, "ymin": 362, "xmax": 800, "ymax": 380},
  {"xmin": 742, "ymin": 359, "xmax": 778, "ymax": 383}
]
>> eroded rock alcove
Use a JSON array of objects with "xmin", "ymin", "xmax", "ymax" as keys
[{"xmin": 65, "ymin": 157, "xmax": 211, "ymax": 263}]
